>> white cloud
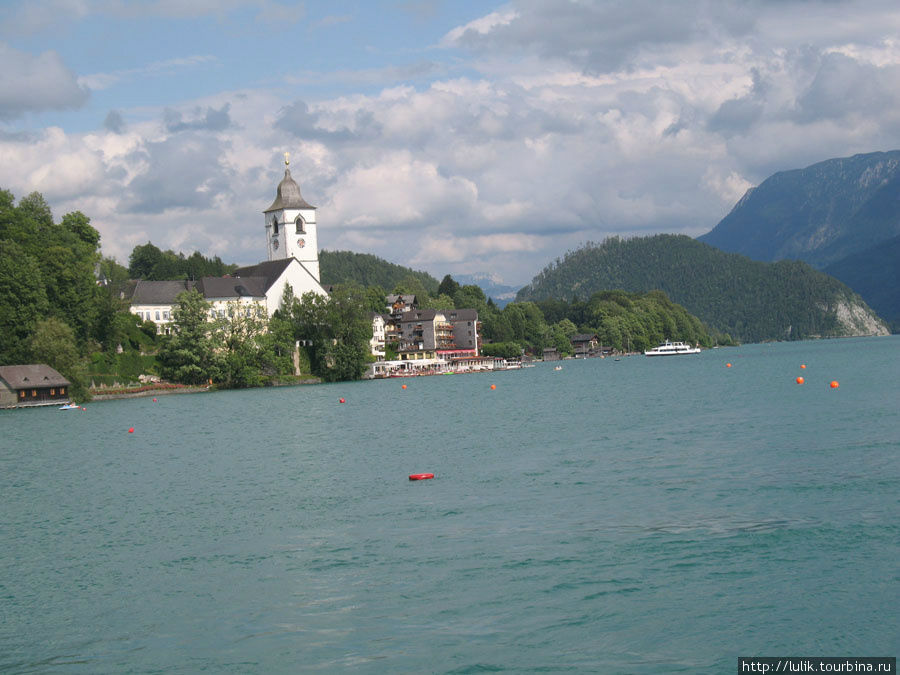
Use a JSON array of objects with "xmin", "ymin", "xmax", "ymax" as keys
[{"xmin": 0, "ymin": 43, "xmax": 88, "ymax": 119}]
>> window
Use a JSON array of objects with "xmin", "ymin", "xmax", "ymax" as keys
[
  {"xmin": 19, "ymin": 390, "xmax": 25, "ymax": 398},
  {"xmin": 295, "ymin": 217, "xmax": 305, "ymax": 234},
  {"xmin": 273, "ymin": 219, "xmax": 279, "ymax": 235},
  {"xmin": 163, "ymin": 311, "xmax": 170, "ymax": 320},
  {"xmin": 60, "ymin": 387, "xmax": 65, "ymax": 395},
  {"xmin": 155, "ymin": 311, "xmax": 160, "ymax": 320},
  {"xmin": 50, "ymin": 388, "xmax": 55, "ymax": 396},
  {"xmin": 32, "ymin": 389, "xmax": 37, "ymax": 397}
]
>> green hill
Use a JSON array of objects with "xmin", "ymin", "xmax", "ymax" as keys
[
  {"xmin": 515, "ymin": 234, "xmax": 888, "ymax": 343},
  {"xmin": 319, "ymin": 250, "xmax": 439, "ymax": 295}
]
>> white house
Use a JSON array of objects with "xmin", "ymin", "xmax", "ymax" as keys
[{"xmin": 132, "ymin": 155, "xmax": 327, "ymax": 329}]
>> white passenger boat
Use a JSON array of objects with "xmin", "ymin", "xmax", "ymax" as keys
[{"xmin": 644, "ymin": 341, "xmax": 701, "ymax": 356}]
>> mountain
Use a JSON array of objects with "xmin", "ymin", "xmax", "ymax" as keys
[
  {"xmin": 319, "ymin": 250, "xmax": 439, "ymax": 295},
  {"xmin": 454, "ymin": 273, "xmax": 520, "ymax": 307},
  {"xmin": 698, "ymin": 150, "xmax": 900, "ymax": 268},
  {"xmin": 515, "ymin": 234, "xmax": 888, "ymax": 343},
  {"xmin": 824, "ymin": 234, "xmax": 900, "ymax": 331}
]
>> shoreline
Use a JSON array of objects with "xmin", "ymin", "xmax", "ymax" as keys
[{"xmin": 87, "ymin": 377, "xmax": 322, "ymax": 402}]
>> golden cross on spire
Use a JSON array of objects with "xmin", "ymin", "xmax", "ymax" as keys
[{"xmin": 284, "ymin": 152, "xmax": 290, "ymax": 166}]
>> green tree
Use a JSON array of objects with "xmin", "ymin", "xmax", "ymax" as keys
[
  {"xmin": 218, "ymin": 301, "xmax": 272, "ymax": 388},
  {"xmin": 128, "ymin": 242, "xmax": 164, "ymax": 279},
  {"xmin": 42, "ymin": 245, "xmax": 99, "ymax": 344},
  {"xmin": 0, "ymin": 239, "xmax": 49, "ymax": 364},
  {"xmin": 157, "ymin": 290, "xmax": 221, "ymax": 384},
  {"xmin": 437, "ymin": 274, "xmax": 460, "ymax": 298},
  {"xmin": 29, "ymin": 317, "xmax": 90, "ymax": 401},
  {"xmin": 292, "ymin": 285, "xmax": 371, "ymax": 382}
]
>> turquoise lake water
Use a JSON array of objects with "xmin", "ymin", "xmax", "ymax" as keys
[{"xmin": 2, "ymin": 336, "xmax": 898, "ymax": 673}]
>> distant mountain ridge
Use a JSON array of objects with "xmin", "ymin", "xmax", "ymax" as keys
[
  {"xmin": 454, "ymin": 273, "xmax": 520, "ymax": 307},
  {"xmin": 516, "ymin": 234, "xmax": 888, "ymax": 343},
  {"xmin": 699, "ymin": 150, "xmax": 900, "ymax": 268}
]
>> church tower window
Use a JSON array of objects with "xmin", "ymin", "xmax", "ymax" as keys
[
  {"xmin": 272, "ymin": 219, "xmax": 279, "ymax": 235},
  {"xmin": 295, "ymin": 217, "xmax": 305, "ymax": 234}
]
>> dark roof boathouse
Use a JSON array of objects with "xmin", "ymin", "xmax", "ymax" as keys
[{"xmin": 0, "ymin": 365, "xmax": 71, "ymax": 408}]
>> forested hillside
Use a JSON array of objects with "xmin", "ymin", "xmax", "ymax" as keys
[
  {"xmin": 516, "ymin": 235, "xmax": 888, "ymax": 343},
  {"xmin": 319, "ymin": 250, "xmax": 439, "ymax": 296}
]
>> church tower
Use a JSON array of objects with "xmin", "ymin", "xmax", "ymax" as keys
[{"xmin": 263, "ymin": 153, "xmax": 320, "ymax": 282}]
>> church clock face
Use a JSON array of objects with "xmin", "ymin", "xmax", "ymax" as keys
[
  {"xmin": 297, "ymin": 238, "xmax": 305, "ymax": 248},
  {"xmin": 272, "ymin": 238, "xmax": 279, "ymax": 250}
]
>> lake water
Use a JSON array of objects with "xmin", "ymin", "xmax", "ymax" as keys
[{"xmin": 2, "ymin": 337, "xmax": 898, "ymax": 673}]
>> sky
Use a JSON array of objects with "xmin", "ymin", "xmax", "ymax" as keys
[{"xmin": 3, "ymin": 0, "xmax": 900, "ymax": 286}]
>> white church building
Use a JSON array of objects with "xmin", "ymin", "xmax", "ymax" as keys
[{"xmin": 131, "ymin": 155, "xmax": 327, "ymax": 330}]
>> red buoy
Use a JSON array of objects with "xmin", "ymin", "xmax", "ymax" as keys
[
  {"xmin": 830, "ymin": 380, "xmax": 839, "ymax": 388},
  {"xmin": 409, "ymin": 473, "xmax": 434, "ymax": 481},
  {"xmin": 128, "ymin": 427, "xmax": 135, "ymax": 433},
  {"xmin": 796, "ymin": 377, "xmax": 804, "ymax": 385},
  {"xmin": 339, "ymin": 398, "xmax": 345, "ymax": 403}
]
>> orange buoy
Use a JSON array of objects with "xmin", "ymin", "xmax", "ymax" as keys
[
  {"xmin": 152, "ymin": 397, "xmax": 157, "ymax": 402},
  {"xmin": 401, "ymin": 384, "xmax": 407, "ymax": 389},
  {"xmin": 128, "ymin": 427, "xmax": 135, "ymax": 433},
  {"xmin": 726, "ymin": 363, "xmax": 732, "ymax": 368},
  {"xmin": 339, "ymin": 398, "xmax": 346, "ymax": 403},
  {"xmin": 490, "ymin": 384, "xmax": 496, "ymax": 390},
  {"xmin": 409, "ymin": 473, "xmax": 434, "ymax": 481},
  {"xmin": 796, "ymin": 377, "xmax": 804, "ymax": 385},
  {"xmin": 830, "ymin": 380, "xmax": 839, "ymax": 388},
  {"xmin": 800, "ymin": 364, "xmax": 806, "ymax": 369}
]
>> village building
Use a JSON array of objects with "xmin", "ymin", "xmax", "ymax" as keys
[
  {"xmin": 0, "ymin": 364, "xmax": 71, "ymax": 408},
  {"xmin": 131, "ymin": 154, "xmax": 327, "ymax": 330}
]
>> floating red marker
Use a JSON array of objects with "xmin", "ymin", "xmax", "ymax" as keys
[
  {"xmin": 726, "ymin": 363, "xmax": 732, "ymax": 368},
  {"xmin": 796, "ymin": 377, "xmax": 804, "ymax": 385},
  {"xmin": 401, "ymin": 384, "xmax": 407, "ymax": 389},
  {"xmin": 830, "ymin": 380, "xmax": 839, "ymax": 388},
  {"xmin": 128, "ymin": 427, "xmax": 135, "ymax": 433},
  {"xmin": 339, "ymin": 398, "xmax": 345, "ymax": 403},
  {"xmin": 490, "ymin": 384, "xmax": 496, "ymax": 390},
  {"xmin": 409, "ymin": 473, "xmax": 434, "ymax": 481},
  {"xmin": 800, "ymin": 364, "xmax": 806, "ymax": 369},
  {"xmin": 152, "ymin": 397, "xmax": 157, "ymax": 402}
]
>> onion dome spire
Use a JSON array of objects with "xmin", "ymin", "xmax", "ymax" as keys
[{"xmin": 265, "ymin": 152, "xmax": 315, "ymax": 211}]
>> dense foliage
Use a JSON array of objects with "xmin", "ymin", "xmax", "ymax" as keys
[
  {"xmin": 0, "ymin": 190, "xmax": 107, "ymax": 396},
  {"xmin": 320, "ymin": 250, "xmax": 440, "ymax": 296},
  {"xmin": 128, "ymin": 242, "xmax": 236, "ymax": 280},
  {"xmin": 516, "ymin": 234, "xmax": 882, "ymax": 343}
]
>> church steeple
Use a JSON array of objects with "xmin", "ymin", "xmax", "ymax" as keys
[{"xmin": 263, "ymin": 153, "xmax": 320, "ymax": 281}]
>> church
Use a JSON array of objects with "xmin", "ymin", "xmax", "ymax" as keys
[{"xmin": 130, "ymin": 155, "xmax": 327, "ymax": 330}]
